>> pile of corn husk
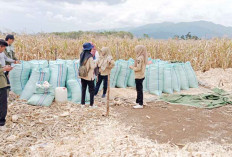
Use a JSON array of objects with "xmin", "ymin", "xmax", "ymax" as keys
[
  {"xmin": 197, "ymin": 68, "xmax": 232, "ymax": 92},
  {"xmin": 1, "ymin": 92, "xmax": 232, "ymax": 157}
]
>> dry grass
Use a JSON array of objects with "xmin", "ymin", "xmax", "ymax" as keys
[{"xmin": 1, "ymin": 34, "xmax": 232, "ymax": 71}]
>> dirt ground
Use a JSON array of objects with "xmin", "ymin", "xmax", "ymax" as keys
[
  {"xmin": 107, "ymin": 69, "xmax": 232, "ymax": 147},
  {"xmin": 98, "ymin": 85, "xmax": 232, "ymax": 145},
  {"xmin": 113, "ymin": 102, "xmax": 232, "ymax": 145}
]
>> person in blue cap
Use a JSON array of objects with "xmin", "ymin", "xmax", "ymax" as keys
[{"xmin": 79, "ymin": 43, "xmax": 97, "ymax": 108}]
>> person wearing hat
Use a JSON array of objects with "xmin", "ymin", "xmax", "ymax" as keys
[
  {"xmin": 79, "ymin": 42, "xmax": 97, "ymax": 108},
  {"xmin": 0, "ymin": 39, "xmax": 13, "ymax": 126},
  {"xmin": 5, "ymin": 34, "xmax": 17, "ymax": 66}
]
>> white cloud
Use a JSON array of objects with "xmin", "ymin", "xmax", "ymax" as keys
[
  {"xmin": 0, "ymin": 0, "xmax": 232, "ymax": 33},
  {"xmin": 25, "ymin": 14, "xmax": 35, "ymax": 19}
]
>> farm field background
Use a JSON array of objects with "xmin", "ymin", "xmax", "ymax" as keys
[{"xmin": 2, "ymin": 34, "xmax": 232, "ymax": 71}]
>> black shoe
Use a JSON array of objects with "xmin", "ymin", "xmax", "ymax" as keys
[
  {"xmin": 0, "ymin": 122, "xmax": 5, "ymax": 126},
  {"xmin": 102, "ymin": 94, "xmax": 106, "ymax": 98}
]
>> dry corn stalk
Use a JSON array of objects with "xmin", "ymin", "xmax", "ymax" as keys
[{"xmin": 1, "ymin": 34, "xmax": 232, "ymax": 71}]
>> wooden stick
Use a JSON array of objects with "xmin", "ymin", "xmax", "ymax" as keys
[
  {"xmin": 116, "ymin": 42, "xmax": 119, "ymax": 60},
  {"xmin": 55, "ymin": 48, "xmax": 57, "ymax": 60},
  {"xmin": 106, "ymin": 74, "xmax": 110, "ymax": 116}
]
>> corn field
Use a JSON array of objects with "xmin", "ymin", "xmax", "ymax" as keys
[{"xmin": 2, "ymin": 34, "xmax": 232, "ymax": 71}]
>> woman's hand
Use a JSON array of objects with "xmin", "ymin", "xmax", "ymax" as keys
[
  {"xmin": 129, "ymin": 66, "xmax": 133, "ymax": 69},
  {"xmin": 107, "ymin": 56, "xmax": 112, "ymax": 62},
  {"xmin": 3, "ymin": 65, "xmax": 13, "ymax": 71},
  {"xmin": 15, "ymin": 60, "xmax": 20, "ymax": 64}
]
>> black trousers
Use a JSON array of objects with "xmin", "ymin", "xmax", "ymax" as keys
[
  {"xmin": 135, "ymin": 78, "xmax": 144, "ymax": 106},
  {"xmin": 0, "ymin": 88, "xmax": 7, "ymax": 126},
  {"xmin": 4, "ymin": 72, "xmax": 10, "ymax": 88},
  {"xmin": 95, "ymin": 74, "xmax": 108, "ymax": 95},
  {"xmin": 81, "ymin": 79, "xmax": 95, "ymax": 106}
]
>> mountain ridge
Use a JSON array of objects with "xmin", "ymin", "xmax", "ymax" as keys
[{"xmin": 111, "ymin": 21, "xmax": 232, "ymax": 39}]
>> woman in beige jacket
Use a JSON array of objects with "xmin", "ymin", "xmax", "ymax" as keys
[
  {"xmin": 79, "ymin": 43, "xmax": 96, "ymax": 108},
  {"xmin": 129, "ymin": 45, "xmax": 148, "ymax": 109},
  {"xmin": 95, "ymin": 47, "xmax": 115, "ymax": 98}
]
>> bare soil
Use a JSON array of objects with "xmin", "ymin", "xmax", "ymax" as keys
[{"xmin": 113, "ymin": 101, "xmax": 232, "ymax": 145}]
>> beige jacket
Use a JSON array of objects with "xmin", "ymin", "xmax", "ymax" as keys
[
  {"xmin": 0, "ymin": 65, "xmax": 7, "ymax": 89},
  {"xmin": 79, "ymin": 57, "xmax": 96, "ymax": 81},
  {"xmin": 98, "ymin": 60, "xmax": 115, "ymax": 76},
  {"xmin": 131, "ymin": 56, "xmax": 146, "ymax": 79}
]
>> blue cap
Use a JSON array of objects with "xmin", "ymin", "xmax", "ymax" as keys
[{"xmin": 83, "ymin": 42, "xmax": 93, "ymax": 51}]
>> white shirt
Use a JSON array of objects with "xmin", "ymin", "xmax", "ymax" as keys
[
  {"xmin": 93, "ymin": 51, "xmax": 99, "ymax": 78},
  {"xmin": 93, "ymin": 51, "xmax": 99, "ymax": 62},
  {"xmin": 0, "ymin": 52, "xmax": 15, "ymax": 67}
]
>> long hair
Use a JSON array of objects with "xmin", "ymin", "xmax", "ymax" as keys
[{"xmin": 80, "ymin": 50, "xmax": 92, "ymax": 66}]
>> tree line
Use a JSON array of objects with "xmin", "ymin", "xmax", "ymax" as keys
[{"xmin": 173, "ymin": 32, "xmax": 200, "ymax": 40}]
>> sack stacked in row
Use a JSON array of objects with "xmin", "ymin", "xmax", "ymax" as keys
[
  {"xmin": 110, "ymin": 59, "xmax": 198, "ymax": 96},
  {"xmin": 10, "ymin": 60, "xmax": 67, "ymax": 106},
  {"xmin": 9, "ymin": 59, "xmax": 198, "ymax": 107},
  {"xmin": 10, "ymin": 60, "xmax": 50, "ymax": 98},
  {"xmin": 10, "ymin": 59, "xmax": 106, "ymax": 106},
  {"xmin": 144, "ymin": 61, "xmax": 198, "ymax": 95}
]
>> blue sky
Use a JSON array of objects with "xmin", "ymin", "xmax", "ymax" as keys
[{"xmin": 0, "ymin": 0, "xmax": 232, "ymax": 33}]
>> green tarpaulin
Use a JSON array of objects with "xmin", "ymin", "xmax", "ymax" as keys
[{"xmin": 160, "ymin": 88, "xmax": 232, "ymax": 109}]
